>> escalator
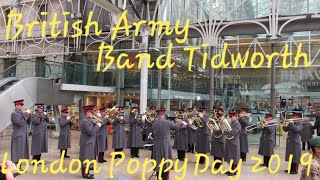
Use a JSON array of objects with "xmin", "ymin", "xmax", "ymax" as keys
[{"xmin": 0, "ymin": 60, "xmax": 85, "ymax": 133}]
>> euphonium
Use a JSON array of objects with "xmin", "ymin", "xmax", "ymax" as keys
[
  {"xmin": 187, "ymin": 114, "xmax": 198, "ymax": 130},
  {"xmin": 145, "ymin": 109, "xmax": 156, "ymax": 124},
  {"xmin": 194, "ymin": 115, "xmax": 204, "ymax": 128},
  {"xmin": 218, "ymin": 115, "xmax": 234, "ymax": 140},
  {"xmin": 206, "ymin": 116, "xmax": 220, "ymax": 131}
]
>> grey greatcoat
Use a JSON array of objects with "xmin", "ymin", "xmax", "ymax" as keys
[
  {"xmin": 173, "ymin": 119, "xmax": 188, "ymax": 151},
  {"xmin": 31, "ymin": 112, "xmax": 49, "ymax": 155},
  {"xmin": 195, "ymin": 117, "xmax": 210, "ymax": 153},
  {"xmin": 210, "ymin": 129, "xmax": 225, "ymax": 158},
  {"xmin": 11, "ymin": 109, "xmax": 30, "ymax": 163},
  {"xmin": 79, "ymin": 117, "xmax": 100, "ymax": 162},
  {"xmin": 258, "ymin": 126, "xmax": 275, "ymax": 156},
  {"xmin": 223, "ymin": 120, "xmax": 241, "ymax": 164},
  {"xmin": 58, "ymin": 116, "xmax": 72, "ymax": 150},
  {"xmin": 112, "ymin": 116, "xmax": 129, "ymax": 149},
  {"xmin": 187, "ymin": 126, "xmax": 197, "ymax": 144},
  {"xmin": 151, "ymin": 117, "xmax": 181, "ymax": 171},
  {"xmin": 301, "ymin": 122, "xmax": 314, "ymax": 142},
  {"xmin": 127, "ymin": 114, "xmax": 144, "ymax": 148},
  {"xmin": 283, "ymin": 122, "xmax": 303, "ymax": 164},
  {"xmin": 97, "ymin": 119, "xmax": 110, "ymax": 153},
  {"xmin": 238, "ymin": 116, "xmax": 250, "ymax": 153}
]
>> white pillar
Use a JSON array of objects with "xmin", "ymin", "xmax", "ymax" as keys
[{"xmin": 139, "ymin": 29, "xmax": 150, "ymax": 114}]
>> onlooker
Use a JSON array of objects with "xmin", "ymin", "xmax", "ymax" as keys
[
  {"xmin": 0, "ymin": 160, "xmax": 16, "ymax": 180},
  {"xmin": 314, "ymin": 113, "xmax": 320, "ymax": 136}
]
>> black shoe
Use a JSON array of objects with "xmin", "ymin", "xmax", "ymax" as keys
[
  {"xmin": 302, "ymin": 148, "xmax": 305, "ymax": 151},
  {"xmin": 290, "ymin": 171, "xmax": 297, "ymax": 174},
  {"xmin": 103, "ymin": 159, "xmax": 107, "ymax": 162},
  {"xmin": 260, "ymin": 164, "xmax": 267, "ymax": 167},
  {"xmin": 284, "ymin": 170, "xmax": 289, "ymax": 173},
  {"xmin": 65, "ymin": 155, "xmax": 70, "ymax": 158},
  {"xmin": 98, "ymin": 160, "xmax": 104, "ymax": 163},
  {"xmin": 135, "ymin": 155, "xmax": 140, "ymax": 158},
  {"xmin": 131, "ymin": 155, "xmax": 135, "ymax": 158},
  {"xmin": 199, "ymin": 161, "xmax": 205, "ymax": 165},
  {"xmin": 13, "ymin": 172, "xmax": 20, "ymax": 177},
  {"xmin": 82, "ymin": 173, "xmax": 94, "ymax": 179},
  {"xmin": 242, "ymin": 158, "xmax": 246, "ymax": 162},
  {"xmin": 180, "ymin": 159, "xmax": 184, "ymax": 161},
  {"xmin": 226, "ymin": 171, "xmax": 237, "ymax": 176}
]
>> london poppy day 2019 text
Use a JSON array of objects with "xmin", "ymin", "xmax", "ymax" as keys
[{"xmin": 5, "ymin": 10, "xmax": 312, "ymax": 71}]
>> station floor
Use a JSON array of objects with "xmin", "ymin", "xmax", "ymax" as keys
[{"xmin": 0, "ymin": 130, "xmax": 310, "ymax": 180}]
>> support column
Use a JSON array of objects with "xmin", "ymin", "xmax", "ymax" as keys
[
  {"xmin": 81, "ymin": 54, "xmax": 88, "ymax": 85},
  {"xmin": 116, "ymin": 69, "xmax": 122, "ymax": 106},
  {"xmin": 139, "ymin": 29, "xmax": 150, "ymax": 114},
  {"xmin": 209, "ymin": 46, "xmax": 215, "ymax": 111},
  {"xmin": 270, "ymin": 43, "xmax": 276, "ymax": 116},
  {"xmin": 157, "ymin": 69, "xmax": 162, "ymax": 109}
]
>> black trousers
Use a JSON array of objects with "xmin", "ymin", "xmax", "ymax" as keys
[
  {"xmin": 98, "ymin": 152, "xmax": 105, "ymax": 161},
  {"xmin": 290, "ymin": 163, "xmax": 299, "ymax": 173},
  {"xmin": 32, "ymin": 154, "xmax": 41, "ymax": 161},
  {"xmin": 157, "ymin": 170, "xmax": 170, "ymax": 180},
  {"xmin": 177, "ymin": 150, "xmax": 186, "ymax": 160},
  {"xmin": 130, "ymin": 147, "xmax": 139, "ymax": 157},
  {"xmin": 81, "ymin": 165, "xmax": 91, "ymax": 177},
  {"xmin": 240, "ymin": 152, "xmax": 247, "ymax": 160},
  {"xmin": 214, "ymin": 157, "xmax": 223, "ymax": 169},
  {"xmin": 60, "ymin": 149, "xmax": 68, "ymax": 157},
  {"xmin": 115, "ymin": 148, "xmax": 123, "ymax": 158},
  {"xmin": 198, "ymin": 153, "xmax": 206, "ymax": 163},
  {"xmin": 263, "ymin": 156, "xmax": 270, "ymax": 167},
  {"xmin": 187, "ymin": 144, "xmax": 194, "ymax": 152},
  {"xmin": 302, "ymin": 142, "xmax": 311, "ymax": 150}
]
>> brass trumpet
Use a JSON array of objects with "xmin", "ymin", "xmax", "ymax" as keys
[{"xmin": 194, "ymin": 115, "xmax": 204, "ymax": 128}]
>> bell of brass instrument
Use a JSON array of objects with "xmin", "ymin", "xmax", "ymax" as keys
[
  {"xmin": 194, "ymin": 115, "xmax": 204, "ymax": 128},
  {"xmin": 186, "ymin": 113, "xmax": 198, "ymax": 130},
  {"xmin": 218, "ymin": 115, "xmax": 234, "ymax": 140},
  {"xmin": 206, "ymin": 116, "xmax": 220, "ymax": 131},
  {"xmin": 144, "ymin": 108, "xmax": 156, "ymax": 124}
]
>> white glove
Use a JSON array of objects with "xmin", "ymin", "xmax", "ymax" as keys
[
  {"xmin": 26, "ymin": 109, "xmax": 31, "ymax": 114},
  {"xmin": 199, "ymin": 113, "xmax": 203, "ymax": 118},
  {"xmin": 67, "ymin": 116, "xmax": 71, "ymax": 120},
  {"xmin": 97, "ymin": 123, "xmax": 102, "ymax": 128},
  {"xmin": 44, "ymin": 112, "xmax": 47, "ymax": 115},
  {"xmin": 182, "ymin": 121, "xmax": 187, "ymax": 126},
  {"xmin": 148, "ymin": 133, "xmax": 154, "ymax": 140},
  {"xmin": 96, "ymin": 113, "xmax": 102, "ymax": 118},
  {"xmin": 142, "ymin": 115, "xmax": 147, "ymax": 121}
]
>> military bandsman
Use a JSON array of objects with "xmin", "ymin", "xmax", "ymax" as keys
[
  {"xmin": 152, "ymin": 109, "xmax": 187, "ymax": 180},
  {"xmin": 210, "ymin": 112, "xmax": 225, "ymax": 169},
  {"xmin": 195, "ymin": 108, "xmax": 210, "ymax": 164},
  {"xmin": 128, "ymin": 107, "xmax": 144, "ymax": 158},
  {"xmin": 11, "ymin": 99, "xmax": 30, "ymax": 166},
  {"xmin": 283, "ymin": 112, "xmax": 303, "ymax": 174},
  {"xmin": 173, "ymin": 113, "xmax": 188, "ymax": 161},
  {"xmin": 96, "ymin": 107, "xmax": 111, "ymax": 163},
  {"xmin": 112, "ymin": 107, "xmax": 129, "ymax": 159},
  {"xmin": 223, "ymin": 112, "xmax": 241, "ymax": 176},
  {"xmin": 258, "ymin": 114, "xmax": 276, "ymax": 167},
  {"xmin": 187, "ymin": 108, "xmax": 196, "ymax": 153},
  {"xmin": 238, "ymin": 107, "xmax": 251, "ymax": 162},
  {"xmin": 58, "ymin": 109, "xmax": 72, "ymax": 158},
  {"xmin": 79, "ymin": 106, "xmax": 101, "ymax": 179},
  {"xmin": 31, "ymin": 103, "xmax": 49, "ymax": 163}
]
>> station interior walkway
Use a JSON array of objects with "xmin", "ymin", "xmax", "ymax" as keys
[{"xmin": 0, "ymin": 129, "xmax": 311, "ymax": 180}]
